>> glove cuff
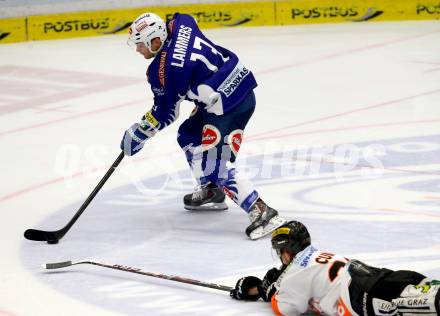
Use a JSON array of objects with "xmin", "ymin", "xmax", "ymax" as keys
[{"xmin": 257, "ymin": 283, "xmax": 277, "ymax": 302}]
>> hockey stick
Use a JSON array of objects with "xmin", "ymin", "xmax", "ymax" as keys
[
  {"xmin": 24, "ymin": 151, "xmax": 125, "ymax": 244},
  {"xmin": 45, "ymin": 260, "xmax": 233, "ymax": 292}
]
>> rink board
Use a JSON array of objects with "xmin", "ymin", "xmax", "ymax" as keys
[
  {"xmin": 276, "ymin": 0, "xmax": 440, "ymax": 25},
  {"xmin": 0, "ymin": 17, "xmax": 27, "ymax": 43},
  {"xmin": 1, "ymin": 0, "xmax": 439, "ymax": 43}
]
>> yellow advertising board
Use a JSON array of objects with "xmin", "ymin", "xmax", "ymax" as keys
[
  {"xmin": 27, "ymin": 2, "xmax": 274, "ymax": 41},
  {"xmin": 156, "ymin": 2, "xmax": 275, "ymax": 28},
  {"xmin": 275, "ymin": 0, "xmax": 440, "ymax": 25},
  {"xmin": 408, "ymin": 1, "xmax": 440, "ymax": 20},
  {"xmin": 0, "ymin": 17, "xmax": 27, "ymax": 43},
  {"xmin": 1, "ymin": 0, "xmax": 439, "ymax": 43}
]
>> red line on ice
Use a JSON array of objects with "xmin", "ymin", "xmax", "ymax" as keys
[
  {"xmin": 1, "ymin": 29, "xmax": 438, "ymax": 137},
  {"xmin": 248, "ymin": 118, "xmax": 440, "ymax": 142},
  {"xmin": 1, "ymin": 118, "xmax": 439, "ymax": 203},
  {"xmin": 1, "ymin": 29, "xmax": 439, "ymax": 203},
  {"xmin": 247, "ymin": 88, "xmax": 440, "ymax": 141},
  {"xmin": 255, "ymin": 29, "xmax": 440, "ymax": 75},
  {"xmin": 0, "ymin": 99, "xmax": 144, "ymax": 137},
  {"xmin": 0, "ymin": 310, "xmax": 18, "ymax": 316},
  {"xmin": 380, "ymin": 208, "xmax": 440, "ymax": 219}
]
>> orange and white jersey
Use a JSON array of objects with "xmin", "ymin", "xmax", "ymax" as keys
[{"xmin": 271, "ymin": 245, "xmax": 357, "ymax": 316}]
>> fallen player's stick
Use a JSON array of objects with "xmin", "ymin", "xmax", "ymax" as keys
[{"xmin": 45, "ymin": 259, "xmax": 233, "ymax": 292}]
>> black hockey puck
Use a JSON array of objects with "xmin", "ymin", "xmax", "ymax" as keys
[{"xmin": 47, "ymin": 239, "xmax": 59, "ymax": 244}]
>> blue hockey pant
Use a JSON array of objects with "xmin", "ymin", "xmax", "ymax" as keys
[{"xmin": 177, "ymin": 91, "xmax": 259, "ymax": 212}]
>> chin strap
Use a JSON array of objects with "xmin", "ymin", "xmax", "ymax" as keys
[{"xmin": 148, "ymin": 40, "xmax": 165, "ymax": 55}]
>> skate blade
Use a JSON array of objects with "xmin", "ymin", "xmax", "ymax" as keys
[
  {"xmin": 249, "ymin": 216, "xmax": 287, "ymax": 240},
  {"xmin": 184, "ymin": 202, "xmax": 228, "ymax": 211}
]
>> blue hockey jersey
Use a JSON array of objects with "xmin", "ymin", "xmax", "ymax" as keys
[{"xmin": 141, "ymin": 13, "xmax": 257, "ymax": 133}]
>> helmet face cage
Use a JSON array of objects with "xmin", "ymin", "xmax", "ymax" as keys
[
  {"xmin": 127, "ymin": 13, "xmax": 167, "ymax": 54},
  {"xmin": 271, "ymin": 221, "xmax": 311, "ymax": 258}
]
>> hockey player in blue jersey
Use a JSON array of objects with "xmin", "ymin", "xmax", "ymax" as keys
[{"xmin": 120, "ymin": 12, "xmax": 286, "ymax": 239}]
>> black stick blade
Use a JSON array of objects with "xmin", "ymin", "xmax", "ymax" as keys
[
  {"xmin": 45, "ymin": 261, "xmax": 73, "ymax": 269},
  {"xmin": 24, "ymin": 229, "xmax": 59, "ymax": 242}
]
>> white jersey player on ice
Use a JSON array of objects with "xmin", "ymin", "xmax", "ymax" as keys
[{"xmin": 230, "ymin": 221, "xmax": 440, "ymax": 316}]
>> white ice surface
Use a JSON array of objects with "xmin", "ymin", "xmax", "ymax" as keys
[{"xmin": 0, "ymin": 20, "xmax": 440, "ymax": 316}]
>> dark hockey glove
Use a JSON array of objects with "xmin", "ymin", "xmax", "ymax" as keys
[
  {"xmin": 258, "ymin": 266, "xmax": 285, "ymax": 302},
  {"xmin": 230, "ymin": 276, "xmax": 262, "ymax": 301}
]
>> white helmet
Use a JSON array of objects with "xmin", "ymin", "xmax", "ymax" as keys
[{"xmin": 128, "ymin": 13, "xmax": 167, "ymax": 54}]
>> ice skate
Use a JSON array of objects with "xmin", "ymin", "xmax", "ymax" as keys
[
  {"xmin": 245, "ymin": 199, "xmax": 286, "ymax": 240},
  {"xmin": 184, "ymin": 183, "xmax": 228, "ymax": 211}
]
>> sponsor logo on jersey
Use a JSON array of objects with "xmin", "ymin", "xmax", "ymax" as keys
[
  {"xmin": 43, "ymin": 19, "xmax": 110, "ymax": 33},
  {"xmin": 201, "ymin": 124, "xmax": 220, "ymax": 150},
  {"xmin": 373, "ymin": 298, "xmax": 397, "ymax": 314},
  {"xmin": 152, "ymin": 86, "xmax": 164, "ymax": 96},
  {"xmin": 171, "ymin": 25, "xmax": 193, "ymax": 68},
  {"xmin": 168, "ymin": 19, "xmax": 175, "ymax": 33},
  {"xmin": 218, "ymin": 63, "xmax": 250, "ymax": 97},
  {"xmin": 406, "ymin": 298, "xmax": 429, "ymax": 306},
  {"xmin": 300, "ymin": 251, "xmax": 313, "ymax": 267},
  {"xmin": 294, "ymin": 245, "xmax": 317, "ymax": 268},
  {"xmin": 228, "ymin": 129, "xmax": 243, "ymax": 156},
  {"xmin": 414, "ymin": 284, "xmax": 432, "ymax": 293},
  {"xmin": 158, "ymin": 51, "xmax": 167, "ymax": 86}
]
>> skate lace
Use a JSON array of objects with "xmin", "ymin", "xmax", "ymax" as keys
[
  {"xmin": 192, "ymin": 185, "xmax": 207, "ymax": 201},
  {"xmin": 248, "ymin": 206, "xmax": 262, "ymax": 223}
]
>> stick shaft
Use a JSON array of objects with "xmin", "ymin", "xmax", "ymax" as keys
[
  {"xmin": 47, "ymin": 260, "xmax": 232, "ymax": 292},
  {"xmin": 24, "ymin": 152, "xmax": 124, "ymax": 242},
  {"xmin": 63, "ymin": 152, "xmax": 124, "ymax": 235}
]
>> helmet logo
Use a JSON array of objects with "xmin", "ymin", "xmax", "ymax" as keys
[
  {"xmin": 136, "ymin": 21, "xmax": 148, "ymax": 32},
  {"xmin": 134, "ymin": 13, "xmax": 150, "ymax": 24},
  {"xmin": 272, "ymin": 227, "xmax": 291, "ymax": 238}
]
